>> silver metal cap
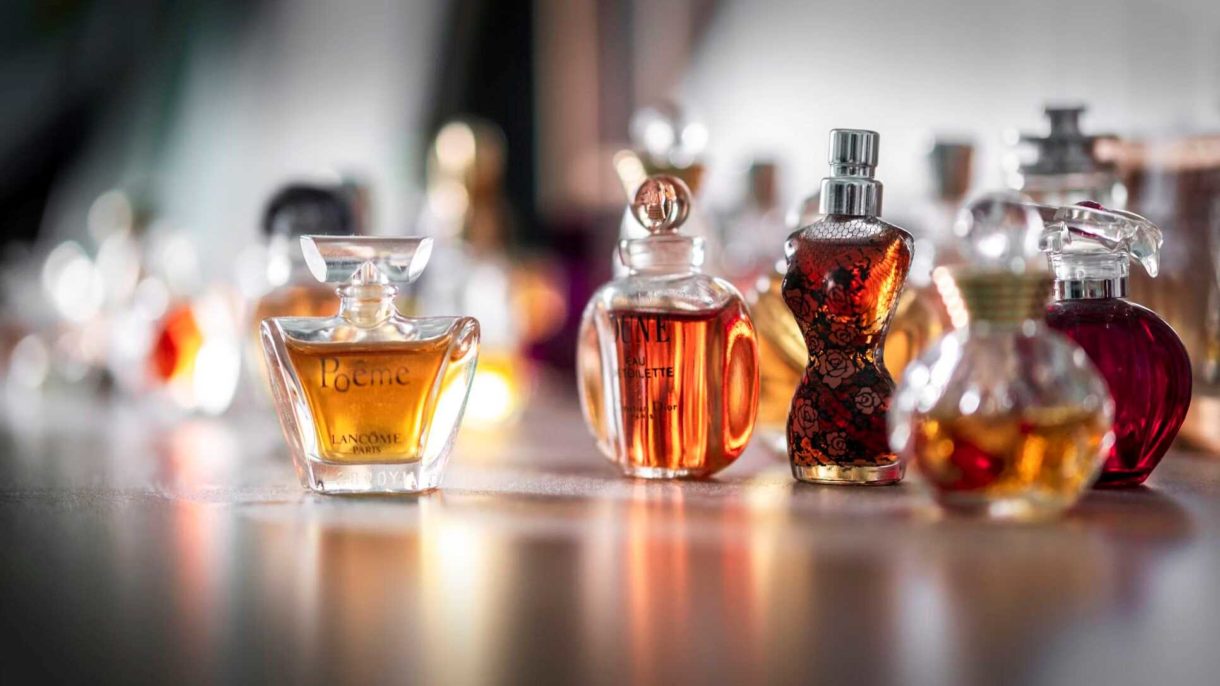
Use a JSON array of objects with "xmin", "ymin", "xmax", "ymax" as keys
[{"xmin": 819, "ymin": 129, "xmax": 883, "ymax": 217}]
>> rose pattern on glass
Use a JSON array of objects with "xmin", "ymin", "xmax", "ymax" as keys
[{"xmin": 783, "ymin": 216, "xmax": 912, "ymax": 470}]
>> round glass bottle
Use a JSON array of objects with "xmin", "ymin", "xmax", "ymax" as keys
[
  {"xmin": 890, "ymin": 194, "xmax": 1115, "ymax": 520},
  {"xmin": 578, "ymin": 176, "xmax": 760, "ymax": 478},
  {"xmin": 1041, "ymin": 202, "xmax": 1192, "ymax": 486}
]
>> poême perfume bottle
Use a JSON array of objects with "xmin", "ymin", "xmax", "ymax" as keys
[
  {"xmin": 890, "ymin": 193, "xmax": 1114, "ymax": 520},
  {"xmin": 577, "ymin": 175, "xmax": 760, "ymax": 478},
  {"xmin": 261, "ymin": 236, "xmax": 480, "ymax": 494},
  {"xmin": 783, "ymin": 129, "xmax": 912, "ymax": 485},
  {"xmin": 1042, "ymin": 202, "xmax": 1191, "ymax": 486}
]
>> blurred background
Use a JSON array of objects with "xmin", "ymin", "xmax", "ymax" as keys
[{"xmin": 1, "ymin": 0, "xmax": 1219, "ymax": 449}]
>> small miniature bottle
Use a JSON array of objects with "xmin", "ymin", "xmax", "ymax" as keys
[
  {"xmin": 890, "ymin": 193, "xmax": 1115, "ymax": 520},
  {"xmin": 577, "ymin": 175, "xmax": 760, "ymax": 478},
  {"xmin": 783, "ymin": 129, "xmax": 913, "ymax": 485},
  {"xmin": 261, "ymin": 236, "xmax": 480, "ymax": 494},
  {"xmin": 1041, "ymin": 202, "xmax": 1192, "ymax": 486}
]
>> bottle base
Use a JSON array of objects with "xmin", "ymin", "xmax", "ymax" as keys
[
  {"xmin": 621, "ymin": 464, "xmax": 715, "ymax": 480},
  {"xmin": 932, "ymin": 493, "xmax": 1072, "ymax": 522},
  {"xmin": 791, "ymin": 462, "xmax": 903, "ymax": 485},
  {"xmin": 300, "ymin": 458, "xmax": 445, "ymax": 495},
  {"xmin": 1094, "ymin": 470, "xmax": 1152, "ymax": 488}
]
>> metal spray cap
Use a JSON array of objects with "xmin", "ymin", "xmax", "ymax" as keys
[{"xmin": 819, "ymin": 129, "xmax": 883, "ymax": 217}]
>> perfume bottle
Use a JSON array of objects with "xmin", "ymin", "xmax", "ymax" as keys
[
  {"xmin": 1009, "ymin": 106, "xmax": 1127, "ymax": 208},
  {"xmin": 415, "ymin": 118, "xmax": 532, "ymax": 429},
  {"xmin": 885, "ymin": 140, "xmax": 970, "ymax": 380},
  {"xmin": 890, "ymin": 193, "xmax": 1115, "ymax": 520},
  {"xmin": 577, "ymin": 175, "xmax": 760, "ymax": 478},
  {"xmin": 783, "ymin": 129, "xmax": 912, "ymax": 485},
  {"xmin": 1041, "ymin": 202, "xmax": 1192, "ymax": 486},
  {"xmin": 613, "ymin": 103, "xmax": 722, "ymax": 276},
  {"xmin": 261, "ymin": 236, "xmax": 480, "ymax": 494}
]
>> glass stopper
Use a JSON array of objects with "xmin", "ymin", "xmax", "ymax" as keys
[{"xmin": 631, "ymin": 175, "xmax": 691, "ymax": 235}]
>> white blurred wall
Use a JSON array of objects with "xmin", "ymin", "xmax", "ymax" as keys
[
  {"xmin": 682, "ymin": 0, "xmax": 1220, "ymax": 214},
  {"xmin": 44, "ymin": 0, "xmax": 445, "ymax": 278}
]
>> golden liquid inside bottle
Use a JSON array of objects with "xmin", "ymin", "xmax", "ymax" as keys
[
  {"xmin": 912, "ymin": 406, "xmax": 1109, "ymax": 517},
  {"xmin": 577, "ymin": 313, "xmax": 609, "ymax": 453},
  {"xmin": 607, "ymin": 302, "xmax": 759, "ymax": 477},
  {"xmin": 747, "ymin": 271, "xmax": 805, "ymax": 455},
  {"xmin": 250, "ymin": 285, "xmax": 341, "ymax": 392},
  {"xmin": 883, "ymin": 286, "xmax": 945, "ymax": 383},
  {"xmin": 285, "ymin": 338, "xmax": 458, "ymax": 464}
]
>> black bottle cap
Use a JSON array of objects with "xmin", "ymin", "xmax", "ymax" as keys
[{"xmin": 262, "ymin": 184, "xmax": 356, "ymax": 238}]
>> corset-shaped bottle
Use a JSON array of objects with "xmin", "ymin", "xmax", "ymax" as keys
[
  {"xmin": 783, "ymin": 129, "xmax": 913, "ymax": 485},
  {"xmin": 891, "ymin": 193, "xmax": 1115, "ymax": 520},
  {"xmin": 577, "ymin": 175, "xmax": 760, "ymax": 478},
  {"xmin": 1041, "ymin": 202, "xmax": 1192, "ymax": 486},
  {"xmin": 261, "ymin": 236, "xmax": 480, "ymax": 494}
]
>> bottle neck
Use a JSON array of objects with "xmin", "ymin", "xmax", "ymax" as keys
[
  {"xmin": 618, "ymin": 235, "xmax": 703, "ymax": 275},
  {"xmin": 338, "ymin": 283, "xmax": 398, "ymax": 325},
  {"xmin": 1054, "ymin": 276, "xmax": 1127, "ymax": 300},
  {"xmin": 1049, "ymin": 253, "xmax": 1129, "ymax": 301}
]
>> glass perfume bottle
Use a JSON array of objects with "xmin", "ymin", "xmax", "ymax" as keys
[
  {"xmin": 1041, "ymin": 202, "xmax": 1192, "ymax": 486},
  {"xmin": 890, "ymin": 193, "xmax": 1115, "ymax": 520},
  {"xmin": 261, "ymin": 236, "xmax": 480, "ymax": 494},
  {"xmin": 1009, "ymin": 106, "xmax": 1127, "ymax": 208},
  {"xmin": 577, "ymin": 175, "xmax": 760, "ymax": 478},
  {"xmin": 783, "ymin": 129, "xmax": 912, "ymax": 485}
]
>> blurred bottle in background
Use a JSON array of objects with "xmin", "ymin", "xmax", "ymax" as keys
[
  {"xmin": 884, "ymin": 140, "xmax": 971, "ymax": 382},
  {"xmin": 722, "ymin": 160, "xmax": 790, "ymax": 290},
  {"xmin": 416, "ymin": 118, "xmax": 533, "ymax": 430},
  {"xmin": 238, "ymin": 182, "xmax": 360, "ymax": 402},
  {"xmin": 613, "ymin": 102, "xmax": 723, "ymax": 276},
  {"xmin": 1006, "ymin": 106, "xmax": 1127, "ymax": 209},
  {"xmin": 1110, "ymin": 135, "xmax": 1220, "ymax": 453}
]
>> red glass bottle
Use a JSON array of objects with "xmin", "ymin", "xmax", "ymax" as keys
[
  {"xmin": 783, "ymin": 129, "xmax": 912, "ymax": 485},
  {"xmin": 1041, "ymin": 203, "xmax": 1192, "ymax": 486}
]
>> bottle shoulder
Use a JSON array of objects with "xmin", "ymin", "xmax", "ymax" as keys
[
  {"xmin": 792, "ymin": 215, "xmax": 914, "ymax": 247},
  {"xmin": 586, "ymin": 271, "xmax": 745, "ymax": 315},
  {"xmin": 1046, "ymin": 298, "xmax": 1188, "ymax": 359},
  {"xmin": 265, "ymin": 313, "xmax": 479, "ymax": 347}
]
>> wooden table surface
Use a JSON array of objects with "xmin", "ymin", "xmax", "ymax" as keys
[{"xmin": 2, "ymin": 381, "xmax": 1219, "ymax": 685}]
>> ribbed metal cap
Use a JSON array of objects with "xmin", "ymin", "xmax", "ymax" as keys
[{"xmin": 819, "ymin": 129, "xmax": 883, "ymax": 217}]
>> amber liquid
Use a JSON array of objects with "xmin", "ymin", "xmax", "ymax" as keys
[
  {"xmin": 250, "ymin": 285, "xmax": 341, "ymax": 396},
  {"xmin": 884, "ymin": 286, "xmax": 946, "ymax": 383},
  {"xmin": 605, "ymin": 303, "xmax": 758, "ymax": 477},
  {"xmin": 912, "ymin": 407, "xmax": 1109, "ymax": 517},
  {"xmin": 748, "ymin": 271, "xmax": 805, "ymax": 454},
  {"xmin": 286, "ymin": 338, "xmax": 462, "ymax": 464}
]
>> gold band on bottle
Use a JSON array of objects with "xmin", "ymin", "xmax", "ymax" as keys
[{"xmin": 943, "ymin": 269, "xmax": 1053, "ymax": 326}]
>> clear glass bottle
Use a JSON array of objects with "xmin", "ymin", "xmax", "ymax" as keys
[
  {"xmin": 577, "ymin": 175, "xmax": 760, "ymax": 478},
  {"xmin": 1008, "ymin": 106, "xmax": 1127, "ymax": 208},
  {"xmin": 783, "ymin": 129, "xmax": 913, "ymax": 485},
  {"xmin": 1041, "ymin": 202, "xmax": 1192, "ymax": 486},
  {"xmin": 890, "ymin": 193, "xmax": 1115, "ymax": 520},
  {"xmin": 261, "ymin": 236, "xmax": 480, "ymax": 494}
]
